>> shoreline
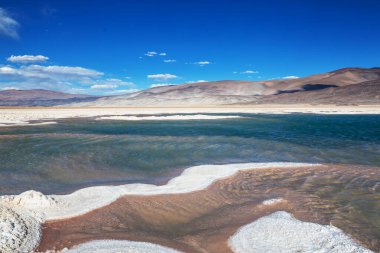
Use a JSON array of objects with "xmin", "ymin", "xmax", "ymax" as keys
[
  {"xmin": 0, "ymin": 163, "xmax": 378, "ymax": 252},
  {"xmin": 35, "ymin": 164, "xmax": 378, "ymax": 253},
  {"xmin": 0, "ymin": 105, "xmax": 380, "ymax": 127},
  {"xmin": 0, "ymin": 162, "xmax": 317, "ymax": 253}
]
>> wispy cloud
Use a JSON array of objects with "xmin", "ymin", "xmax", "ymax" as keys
[
  {"xmin": 150, "ymin": 83, "xmax": 173, "ymax": 88},
  {"xmin": 188, "ymin": 80, "xmax": 207, "ymax": 83},
  {"xmin": 0, "ymin": 62, "xmax": 138, "ymax": 93},
  {"xmin": 163, "ymin": 59, "xmax": 176, "ymax": 63},
  {"xmin": 144, "ymin": 51, "xmax": 167, "ymax": 57},
  {"xmin": 193, "ymin": 61, "xmax": 210, "ymax": 66},
  {"xmin": 25, "ymin": 65, "xmax": 103, "ymax": 77},
  {"xmin": 88, "ymin": 78, "xmax": 134, "ymax": 88},
  {"xmin": 0, "ymin": 8, "xmax": 19, "ymax": 39},
  {"xmin": 240, "ymin": 70, "xmax": 258, "ymax": 74},
  {"xmin": 7, "ymin": 55, "xmax": 49, "ymax": 63},
  {"xmin": 147, "ymin": 73, "xmax": 178, "ymax": 80},
  {"xmin": 104, "ymin": 88, "xmax": 139, "ymax": 95},
  {"xmin": 283, "ymin": 75, "xmax": 299, "ymax": 79},
  {"xmin": 1, "ymin": 86, "xmax": 18, "ymax": 90},
  {"xmin": 144, "ymin": 51, "xmax": 157, "ymax": 57},
  {"xmin": 91, "ymin": 84, "xmax": 118, "ymax": 89}
]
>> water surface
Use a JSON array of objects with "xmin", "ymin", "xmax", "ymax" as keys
[{"xmin": 0, "ymin": 114, "xmax": 379, "ymax": 194}]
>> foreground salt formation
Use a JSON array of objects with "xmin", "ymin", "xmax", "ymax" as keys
[
  {"xmin": 229, "ymin": 211, "xmax": 373, "ymax": 253},
  {"xmin": 0, "ymin": 162, "xmax": 317, "ymax": 221},
  {"xmin": 0, "ymin": 162, "xmax": 374, "ymax": 253},
  {"xmin": 0, "ymin": 206, "xmax": 41, "ymax": 253},
  {"xmin": 59, "ymin": 240, "xmax": 183, "ymax": 253}
]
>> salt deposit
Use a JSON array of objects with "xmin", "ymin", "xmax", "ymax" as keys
[
  {"xmin": 0, "ymin": 162, "xmax": 318, "ymax": 221},
  {"xmin": 54, "ymin": 240, "xmax": 183, "ymax": 253},
  {"xmin": 96, "ymin": 114, "xmax": 244, "ymax": 120},
  {"xmin": 0, "ymin": 205, "xmax": 41, "ymax": 253},
  {"xmin": 261, "ymin": 198, "xmax": 285, "ymax": 205},
  {"xmin": 228, "ymin": 211, "xmax": 373, "ymax": 253},
  {"xmin": 1, "ymin": 106, "xmax": 380, "ymax": 126},
  {"xmin": 0, "ymin": 162, "xmax": 374, "ymax": 253}
]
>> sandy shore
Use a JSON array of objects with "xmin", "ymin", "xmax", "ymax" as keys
[{"xmin": 0, "ymin": 105, "xmax": 380, "ymax": 126}]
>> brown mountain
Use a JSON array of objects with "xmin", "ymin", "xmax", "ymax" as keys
[
  {"xmin": 256, "ymin": 79, "xmax": 380, "ymax": 105},
  {"xmin": 1, "ymin": 68, "xmax": 379, "ymax": 107},
  {"xmin": 0, "ymin": 89, "xmax": 99, "ymax": 106},
  {"xmin": 71, "ymin": 67, "xmax": 380, "ymax": 106}
]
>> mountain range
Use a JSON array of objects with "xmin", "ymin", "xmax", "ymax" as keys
[{"xmin": 1, "ymin": 67, "xmax": 379, "ymax": 107}]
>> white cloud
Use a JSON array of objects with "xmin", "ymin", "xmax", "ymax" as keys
[
  {"xmin": 0, "ymin": 8, "xmax": 19, "ymax": 39},
  {"xmin": 147, "ymin": 73, "xmax": 178, "ymax": 80},
  {"xmin": 144, "ymin": 51, "xmax": 157, "ymax": 57},
  {"xmin": 283, "ymin": 75, "xmax": 300, "ymax": 79},
  {"xmin": 26, "ymin": 65, "xmax": 103, "ymax": 77},
  {"xmin": 88, "ymin": 78, "xmax": 134, "ymax": 90},
  {"xmin": 91, "ymin": 84, "xmax": 118, "ymax": 89},
  {"xmin": 0, "ymin": 66, "xmax": 17, "ymax": 74},
  {"xmin": 233, "ymin": 71, "xmax": 238, "ymax": 74},
  {"xmin": 1, "ymin": 86, "xmax": 18, "ymax": 90},
  {"xmin": 0, "ymin": 64, "xmax": 135, "ymax": 92},
  {"xmin": 241, "ymin": 70, "xmax": 258, "ymax": 74},
  {"xmin": 144, "ymin": 51, "xmax": 167, "ymax": 57},
  {"xmin": 193, "ymin": 61, "xmax": 210, "ymax": 66},
  {"xmin": 163, "ymin": 59, "xmax": 176, "ymax": 63},
  {"xmin": 188, "ymin": 80, "xmax": 207, "ymax": 83},
  {"xmin": 104, "ymin": 88, "xmax": 139, "ymax": 95},
  {"xmin": 150, "ymin": 83, "xmax": 173, "ymax": 88},
  {"xmin": 7, "ymin": 55, "xmax": 49, "ymax": 63}
]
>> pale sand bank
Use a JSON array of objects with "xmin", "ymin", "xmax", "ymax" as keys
[
  {"xmin": 96, "ymin": 114, "xmax": 244, "ymax": 120},
  {"xmin": 228, "ymin": 211, "xmax": 373, "ymax": 253},
  {"xmin": 0, "ymin": 105, "xmax": 380, "ymax": 126}
]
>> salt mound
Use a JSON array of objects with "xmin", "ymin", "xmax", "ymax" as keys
[
  {"xmin": 228, "ymin": 211, "xmax": 373, "ymax": 253},
  {"xmin": 61, "ymin": 240, "xmax": 183, "ymax": 253},
  {"xmin": 0, "ymin": 190, "xmax": 59, "ymax": 209},
  {"xmin": 0, "ymin": 205, "xmax": 41, "ymax": 253}
]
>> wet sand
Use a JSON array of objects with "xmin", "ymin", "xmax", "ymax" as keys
[{"xmin": 37, "ymin": 165, "xmax": 380, "ymax": 252}]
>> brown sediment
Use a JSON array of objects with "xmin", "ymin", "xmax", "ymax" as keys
[{"xmin": 37, "ymin": 165, "xmax": 380, "ymax": 252}]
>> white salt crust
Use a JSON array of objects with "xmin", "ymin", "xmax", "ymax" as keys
[
  {"xmin": 0, "ymin": 205, "xmax": 41, "ymax": 253},
  {"xmin": 261, "ymin": 198, "xmax": 285, "ymax": 205},
  {"xmin": 1, "ymin": 106, "xmax": 380, "ymax": 127},
  {"xmin": 0, "ymin": 162, "xmax": 373, "ymax": 253},
  {"xmin": 50, "ymin": 240, "xmax": 183, "ymax": 253},
  {"xmin": 0, "ymin": 163, "xmax": 314, "ymax": 253},
  {"xmin": 96, "ymin": 114, "xmax": 244, "ymax": 121},
  {"xmin": 228, "ymin": 211, "xmax": 374, "ymax": 253},
  {"xmin": 0, "ymin": 163, "xmax": 317, "ymax": 221}
]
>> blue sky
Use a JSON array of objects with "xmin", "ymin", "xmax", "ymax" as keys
[{"xmin": 0, "ymin": 0, "xmax": 379, "ymax": 95}]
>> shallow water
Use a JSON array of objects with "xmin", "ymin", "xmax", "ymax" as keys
[{"xmin": 0, "ymin": 114, "xmax": 379, "ymax": 194}]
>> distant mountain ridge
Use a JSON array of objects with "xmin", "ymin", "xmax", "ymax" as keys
[
  {"xmin": 70, "ymin": 67, "xmax": 380, "ymax": 106},
  {"xmin": 0, "ymin": 89, "xmax": 99, "ymax": 106},
  {"xmin": 0, "ymin": 67, "xmax": 379, "ymax": 106}
]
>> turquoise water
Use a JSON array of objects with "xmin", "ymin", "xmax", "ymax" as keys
[{"xmin": 0, "ymin": 114, "xmax": 379, "ymax": 194}]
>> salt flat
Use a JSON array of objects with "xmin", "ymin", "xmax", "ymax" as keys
[{"xmin": 1, "ymin": 105, "xmax": 380, "ymax": 127}]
